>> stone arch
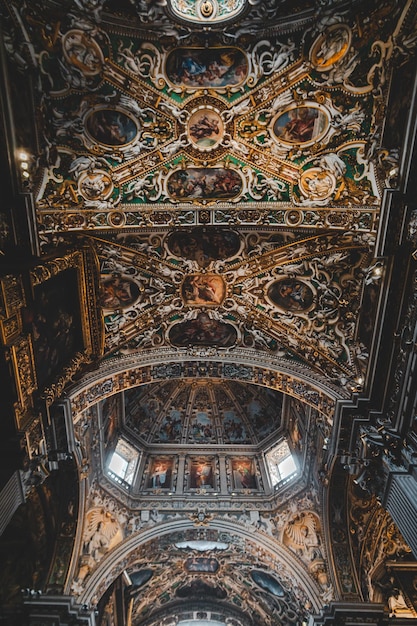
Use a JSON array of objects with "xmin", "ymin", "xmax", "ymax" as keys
[{"xmin": 75, "ymin": 517, "xmax": 325, "ymax": 612}]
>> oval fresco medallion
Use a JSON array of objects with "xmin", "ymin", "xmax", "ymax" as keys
[
  {"xmin": 169, "ymin": 312, "xmax": 237, "ymax": 347},
  {"xmin": 267, "ymin": 279, "xmax": 314, "ymax": 312},
  {"xmin": 78, "ymin": 170, "xmax": 113, "ymax": 201},
  {"xmin": 272, "ymin": 105, "xmax": 328, "ymax": 146},
  {"xmin": 62, "ymin": 30, "xmax": 103, "ymax": 76},
  {"xmin": 251, "ymin": 570, "xmax": 285, "ymax": 597},
  {"xmin": 86, "ymin": 108, "xmax": 138, "ymax": 146},
  {"xmin": 187, "ymin": 107, "xmax": 224, "ymax": 150},
  {"xmin": 310, "ymin": 24, "xmax": 351, "ymax": 71},
  {"xmin": 181, "ymin": 274, "xmax": 226, "ymax": 305},
  {"xmin": 166, "ymin": 47, "xmax": 248, "ymax": 88},
  {"xmin": 167, "ymin": 167, "xmax": 242, "ymax": 201},
  {"xmin": 299, "ymin": 167, "xmax": 336, "ymax": 201},
  {"xmin": 99, "ymin": 276, "xmax": 142, "ymax": 309}
]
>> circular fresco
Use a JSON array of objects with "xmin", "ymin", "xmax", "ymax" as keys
[
  {"xmin": 78, "ymin": 170, "xmax": 113, "ymax": 201},
  {"xmin": 86, "ymin": 109, "xmax": 138, "ymax": 146},
  {"xmin": 299, "ymin": 167, "xmax": 336, "ymax": 201},
  {"xmin": 187, "ymin": 107, "xmax": 224, "ymax": 151},
  {"xmin": 271, "ymin": 105, "xmax": 328, "ymax": 146},
  {"xmin": 62, "ymin": 29, "xmax": 103, "ymax": 76},
  {"xmin": 310, "ymin": 24, "xmax": 351, "ymax": 71},
  {"xmin": 267, "ymin": 279, "xmax": 314, "ymax": 312},
  {"xmin": 100, "ymin": 276, "xmax": 142, "ymax": 309}
]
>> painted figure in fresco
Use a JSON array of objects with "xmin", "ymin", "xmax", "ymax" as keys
[
  {"xmin": 167, "ymin": 48, "xmax": 247, "ymax": 88},
  {"xmin": 275, "ymin": 108, "xmax": 320, "ymax": 143},
  {"xmin": 223, "ymin": 415, "xmax": 246, "ymax": 442},
  {"xmin": 158, "ymin": 412, "xmax": 182, "ymax": 442},
  {"xmin": 149, "ymin": 461, "xmax": 171, "ymax": 488},
  {"xmin": 167, "ymin": 168, "xmax": 241, "ymax": 200},
  {"xmin": 190, "ymin": 114, "xmax": 219, "ymax": 141},
  {"xmin": 167, "ymin": 228, "xmax": 240, "ymax": 268},
  {"xmin": 182, "ymin": 274, "xmax": 225, "ymax": 305},
  {"xmin": 169, "ymin": 313, "xmax": 237, "ymax": 347},
  {"xmin": 100, "ymin": 276, "xmax": 140, "ymax": 309},
  {"xmin": 192, "ymin": 460, "xmax": 213, "ymax": 488},
  {"xmin": 267, "ymin": 279, "xmax": 313, "ymax": 312},
  {"xmin": 233, "ymin": 461, "xmax": 256, "ymax": 489},
  {"xmin": 86, "ymin": 110, "xmax": 137, "ymax": 146}
]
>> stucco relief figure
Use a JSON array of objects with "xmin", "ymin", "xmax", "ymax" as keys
[
  {"xmin": 283, "ymin": 511, "xmax": 322, "ymax": 562},
  {"xmin": 311, "ymin": 25, "xmax": 351, "ymax": 70},
  {"xmin": 82, "ymin": 508, "xmax": 123, "ymax": 562},
  {"xmin": 78, "ymin": 170, "xmax": 113, "ymax": 201},
  {"xmin": 299, "ymin": 168, "xmax": 336, "ymax": 201},
  {"xmin": 62, "ymin": 30, "xmax": 104, "ymax": 76}
]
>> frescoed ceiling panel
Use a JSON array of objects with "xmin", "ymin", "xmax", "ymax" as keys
[
  {"xmin": 93, "ymin": 229, "xmax": 373, "ymax": 390},
  {"xmin": 123, "ymin": 380, "xmax": 283, "ymax": 445},
  {"xmin": 5, "ymin": 0, "xmax": 396, "ymax": 233}
]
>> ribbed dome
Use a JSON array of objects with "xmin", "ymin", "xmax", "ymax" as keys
[{"xmin": 123, "ymin": 380, "xmax": 284, "ymax": 446}]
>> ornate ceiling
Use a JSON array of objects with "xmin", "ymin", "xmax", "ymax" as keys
[{"xmin": 1, "ymin": 0, "xmax": 417, "ymax": 624}]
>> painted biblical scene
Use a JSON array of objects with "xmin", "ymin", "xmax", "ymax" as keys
[
  {"xmin": 167, "ymin": 227, "xmax": 240, "ymax": 268},
  {"xmin": 86, "ymin": 109, "xmax": 138, "ymax": 146},
  {"xmin": 184, "ymin": 557, "xmax": 219, "ymax": 573},
  {"xmin": 187, "ymin": 108, "xmax": 224, "ymax": 150},
  {"xmin": 267, "ymin": 279, "xmax": 314, "ymax": 312},
  {"xmin": 99, "ymin": 275, "xmax": 142, "ymax": 309},
  {"xmin": 169, "ymin": 313, "xmax": 237, "ymax": 347},
  {"xmin": 155, "ymin": 410, "xmax": 183, "ymax": 443},
  {"xmin": 272, "ymin": 106, "xmax": 328, "ymax": 145},
  {"xmin": 166, "ymin": 47, "xmax": 248, "ymax": 88},
  {"xmin": 181, "ymin": 274, "xmax": 226, "ymax": 305},
  {"xmin": 146, "ymin": 458, "xmax": 173, "ymax": 489},
  {"xmin": 24, "ymin": 270, "xmax": 84, "ymax": 388},
  {"xmin": 232, "ymin": 459, "xmax": 257, "ymax": 489},
  {"xmin": 189, "ymin": 412, "xmax": 215, "ymax": 443},
  {"xmin": 222, "ymin": 411, "xmax": 248, "ymax": 443},
  {"xmin": 167, "ymin": 168, "xmax": 242, "ymax": 200},
  {"xmin": 189, "ymin": 458, "xmax": 215, "ymax": 489}
]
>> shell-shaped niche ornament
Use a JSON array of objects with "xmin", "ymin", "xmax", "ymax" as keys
[{"xmin": 167, "ymin": 0, "xmax": 247, "ymax": 24}]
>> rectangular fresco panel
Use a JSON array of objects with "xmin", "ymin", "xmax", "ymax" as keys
[
  {"xmin": 189, "ymin": 458, "xmax": 215, "ymax": 489},
  {"xmin": 231, "ymin": 458, "xmax": 257, "ymax": 490},
  {"xmin": 23, "ymin": 269, "xmax": 84, "ymax": 389},
  {"xmin": 147, "ymin": 457, "xmax": 174, "ymax": 490}
]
